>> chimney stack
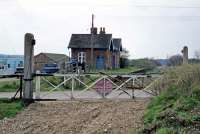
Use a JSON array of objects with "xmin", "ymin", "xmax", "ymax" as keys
[
  {"xmin": 99, "ymin": 27, "xmax": 106, "ymax": 34},
  {"xmin": 103, "ymin": 27, "xmax": 105, "ymax": 33}
]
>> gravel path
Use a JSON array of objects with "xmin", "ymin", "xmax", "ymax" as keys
[
  {"xmin": 0, "ymin": 99, "xmax": 149, "ymax": 134},
  {"xmin": 0, "ymin": 90, "xmax": 152, "ymax": 100}
]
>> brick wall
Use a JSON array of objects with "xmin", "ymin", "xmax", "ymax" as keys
[
  {"xmin": 34, "ymin": 53, "xmax": 54, "ymax": 71},
  {"xmin": 71, "ymin": 48, "xmax": 120, "ymax": 69}
]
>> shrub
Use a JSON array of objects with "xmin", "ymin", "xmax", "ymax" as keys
[
  {"xmin": 151, "ymin": 64, "xmax": 200, "ymax": 95},
  {"xmin": 143, "ymin": 64, "xmax": 200, "ymax": 133}
]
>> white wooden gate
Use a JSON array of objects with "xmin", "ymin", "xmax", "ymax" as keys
[{"xmin": 35, "ymin": 73, "xmax": 160, "ymax": 100}]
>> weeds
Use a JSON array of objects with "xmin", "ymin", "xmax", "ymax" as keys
[
  {"xmin": 143, "ymin": 64, "xmax": 200, "ymax": 134},
  {"xmin": 0, "ymin": 80, "xmax": 20, "ymax": 92},
  {"xmin": 0, "ymin": 98, "xmax": 23, "ymax": 120}
]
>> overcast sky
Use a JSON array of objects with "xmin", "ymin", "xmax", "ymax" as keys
[{"xmin": 0, "ymin": 0, "xmax": 200, "ymax": 59}]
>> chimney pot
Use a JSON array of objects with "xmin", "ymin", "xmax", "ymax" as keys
[
  {"xmin": 91, "ymin": 27, "xmax": 97, "ymax": 34},
  {"xmin": 99, "ymin": 27, "xmax": 106, "ymax": 34}
]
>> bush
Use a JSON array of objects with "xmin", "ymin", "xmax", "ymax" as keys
[
  {"xmin": 143, "ymin": 64, "xmax": 200, "ymax": 133},
  {"xmin": 150, "ymin": 64, "xmax": 200, "ymax": 95}
]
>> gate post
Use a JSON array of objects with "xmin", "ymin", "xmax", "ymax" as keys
[
  {"xmin": 132, "ymin": 77, "xmax": 135, "ymax": 99},
  {"xmin": 19, "ymin": 76, "xmax": 23, "ymax": 99},
  {"xmin": 35, "ymin": 70, "xmax": 40, "ymax": 99},
  {"xmin": 64, "ymin": 76, "xmax": 66, "ymax": 86},
  {"xmin": 23, "ymin": 33, "xmax": 35, "ymax": 104},
  {"xmin": 182, "ymin": 46, "xmax": 188, "ymax": 64}
]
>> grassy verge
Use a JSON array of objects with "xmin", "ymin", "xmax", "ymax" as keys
[
  {"xmin": 0, "ymin": 98, "xmax": 23, "ymax": 120},
  {"xmin": 96, "ymin": 66, "xmax": 139, "ymax": 74},
  {"xmin": 0, "ymin": 79, "xmax": 19, "ymax": 92},
  {"xmin": 142, "ymin": 64, "xmax": 200, "ymax": 134},
  {"xmin": 39, "ymin": 75, "xmax": 100, "ymax": 91},
  {"xmin": 0, "ymin": 76, "xmax": 100, "ymax": 92}
]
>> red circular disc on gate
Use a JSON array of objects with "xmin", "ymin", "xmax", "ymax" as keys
[{"xmin": 93, "ymin": 79, "xmax": 113, "ymax": 96}]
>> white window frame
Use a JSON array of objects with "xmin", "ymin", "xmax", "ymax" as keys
[{"xmin": 78, "ymin": 52, "xmax": 86, "ymax": 63}]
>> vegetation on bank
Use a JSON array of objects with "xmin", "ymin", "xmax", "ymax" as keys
[
  {"xmin": 0, "ymin": 79, "xmax": 19, "ymax": 92},
  {"xmin": 129, "ymin": 58, "xmax": 160, "ymax": 69},
  {"xmin": 100, "ymin": 66, "xmax": 139, "ymax": 74},
  {"xmin": 0, "ymin": 98, "xmax": 23, "ymax": 120},
  {"xmin": 142, "ymin": 64, "xmax": 200, "ymax": 134}
]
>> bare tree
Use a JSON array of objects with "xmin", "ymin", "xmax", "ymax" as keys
[
  {"xmin": 168, "ymin": 54, "xmax": 183, "ymax": 66},
  {"xmin": 194, "ymin": 50, "xmax": 200, "ymax": 59},
  {"xmin": 121, "ymin": 48, "xmax": 130, "ymax": 58},
  {"xmin": 120, "ymin": 48, "xmax": 129, "ymax": 68}
]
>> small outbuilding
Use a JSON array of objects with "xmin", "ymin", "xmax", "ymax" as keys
[{"xmin": 34, "ymin": 53, "xmax": 68, "ymax": 73}]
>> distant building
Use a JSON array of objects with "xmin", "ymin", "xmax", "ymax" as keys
[
  {"xmin": 0, "ymin": 54, "xmax": 23, "ymax": 75},
  {"xmin": 68, "ymin": 17, "xmax": 122, "ymax": 70},
  {"xmin": 34, "ymin": 53, "xmax": 68, "ymax": 73}
]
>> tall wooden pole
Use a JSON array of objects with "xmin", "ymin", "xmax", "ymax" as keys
[
  {"xmin": 182, "ymin": 46, "xmax": 188, "ymax": 65},
  {"xmin": 90, "ymin": 14, "xmax": 94, "ymax": 71},
  {"xmin": 23, "ymin": 33, "xmax": 35, "ymax": 103}
]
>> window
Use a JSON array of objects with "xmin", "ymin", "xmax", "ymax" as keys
[
  {"xmin": 19, "ymin": 61, "xmax": 23, "ymax": 67},
  {"xmin": 78, "ymin": 52, "xmax": 86, "ymax": 63},
  {"xmin": 7, "ymin": 64, "xmax": 10, "ymax": 68}
]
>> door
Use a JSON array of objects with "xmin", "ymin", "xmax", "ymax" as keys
[
  {"xmin": 112, "ymin": 55, "xmax": 115, "ymax": 68},
  {"xmin": 96, "ymin": 56, "xmax": 105, "ymax": 70}
]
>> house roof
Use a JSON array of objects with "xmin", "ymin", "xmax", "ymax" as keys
[
  {"xmin": 112, "ymin": 38, "xmax": 122, "ymax": 51},
  {"xmin": 68, "ymin": 34, "xmax": 112, "ymax": 49},
  {"xmin": 37, "ymin": 53, "xmax": 68, "ymax": 62}
]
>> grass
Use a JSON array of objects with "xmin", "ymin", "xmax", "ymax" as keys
[
  {"xmin": 0, "ymin": 76, "xmax": 100, "ymax": 92},
  {"xmin": 143, "ymin": 85, "xmax": 200, "ymax": 133},
  {"xmin": 142, "ymin": 64, "xmax": 200, "ymax": 134},
  {"xmin": 155, "ymin": 128, "xmax": 175, "ymax": 134},
  {"xmin": 39, "ymin": 75, "xmax": 100, "ymax": 91},
  {"xmin": 0, "ymin": 98, "xmax": 23, "ymax": 120},
  {"xmin": 98, "ymin": 66, "xmax": 139, "ymax": 74},
  {"xmin": 0, "ymin": 79, "xmax": 20, "ymax": 92}
]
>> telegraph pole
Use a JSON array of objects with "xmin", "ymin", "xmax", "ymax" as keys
[{"xmin": 90, "ymin": 14, "xmax": 94, "ymax": 71}]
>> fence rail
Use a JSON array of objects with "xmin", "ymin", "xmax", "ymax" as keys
[{"xmin": 0, "ymin": 73, "xmax": 161, "ymax": 100}]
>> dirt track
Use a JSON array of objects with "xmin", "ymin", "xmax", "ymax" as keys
[{"xmin": 0, "ymin": 99, "xmax": 149, "ymax": 134}]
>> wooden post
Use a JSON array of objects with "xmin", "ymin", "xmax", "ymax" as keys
[
  {"xmin": 132, "ymin": 77, "xmax": 135, "ymax": 99},
  {"xmin": 35, "ymin": 70, "xmax": 40, "ymax": 99},
  {"xmin": 90, "ymin": 14, "xmax": 94, "ymax": 71},
  {"xmin": 182, "ymin": 46, "xmax": 188, "ymax": 64},
  {"xmin": 19, "ymin": 76, "xmax": 23, "ymax": 99},
  {"xmin": 71, "ymin": 75, "xmax": 75, "ymax": 99},
  {"xmin": 23, "ymin": 33, "xmax": 35, "ymax": 103},
  {"xmin": 64, "ymin": 76, "xmax": 66, "ymax": 86}
]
